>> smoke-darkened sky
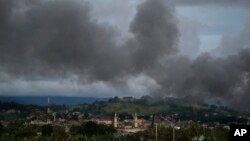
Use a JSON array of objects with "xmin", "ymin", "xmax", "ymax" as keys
[{"xmin": 0, "ymin": 0, "xmax": 250, "ymax": 109}]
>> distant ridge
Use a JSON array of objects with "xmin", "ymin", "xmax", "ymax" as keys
[{"xmin": 0, "ymin": 96, "xmax": 107, "ymax": 105}]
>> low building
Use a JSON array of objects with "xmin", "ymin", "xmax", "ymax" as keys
[{"xmin": 122, "ymin": 97, "xmax": 135, "ymax": 102}]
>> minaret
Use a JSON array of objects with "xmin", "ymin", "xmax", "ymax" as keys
[
  {"xmin": 134, "ymin": 112, "xmax": 138, "ymax": 128},
  {"xmin": 114, "ymin": 113, "xmax": 118, "ymax": 128},
  {"xmin": 47, "ymin": 97, "xmax": 51, "ymax": 114},
  {"xmin": 53, "ymin": 112, "xmax": 56, "ymax": 122}
]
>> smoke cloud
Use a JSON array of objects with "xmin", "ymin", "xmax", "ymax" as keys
[
  {"xmin": 151, "ymin": 50, "xmax": 250, "ymax": 109},
  {"xmin": 0, "ymin": 0, "xmax": 131, "ymax": 82},
  {"xmin": 1, "ymin": 0, "xmax": 250, "ymax": 110},
  {"xmin": 0, "ymin": 0, "xmax": 177, "ymax": 81},
  {"xmin": 129, "ymin": 0, "xmax": 178, "ymax": 70}
]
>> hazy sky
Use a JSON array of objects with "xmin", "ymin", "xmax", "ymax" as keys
[{"xmin": 0, "ymin": 0, "xmax": 250, "ymax": 109}]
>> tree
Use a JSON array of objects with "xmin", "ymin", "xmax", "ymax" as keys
[
  {"xmin": 0, "ymin": 122, "xmax": 3, "ymax": 136},
  {"xmin": 7, "ymin": 120, "xmax": 25, "ymax": 138},
  {"xmin": 70, "ymin": 122, "xmax": 116, "ymax": 138},
  {"xmin": 70, "ymin": 125, "xmax": 83, "ymax": 136},
  {"xmin": 15, "ymin": 125, "xmax": 36, "ymax": 139},
  {"xmin": 109, "ymin": 96, "xmax": 120, "ymax": 103},
  {"xmin": 42, "ymin": 124, "xmax": 53, "ymax": 137},
  {"xmin": 83, "ymin": 121, "xmax": 99, "ymax": 137},
  {"xmin": 52, "ymin": 126, "xmax": 68, "ymax": 141}
]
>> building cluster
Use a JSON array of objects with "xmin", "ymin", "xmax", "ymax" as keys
[
  {"xmin": 113, "ymin": 112, "xmax": 146, "ymax": 133},
  {"xmin": 1, "ymin": 96, "xmax": 248, "ymax": 136}
]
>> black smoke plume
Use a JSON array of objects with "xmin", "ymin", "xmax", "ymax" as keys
[{"xmin": 1, "ymin": 0, "xmax": 250, "ymax": 110}]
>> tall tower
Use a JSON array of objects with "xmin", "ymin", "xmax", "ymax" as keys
[
  {"xmin": 114, "ymin": 113, "xmax": 118, "ymax": 128},
  {"xmin": 47, "ymin": 97, "xmax": 51, "ymax": 114},
  {"xmin": 53, "ymin": 112, "xmax": 56, "ymax": 122},
  {"xmin": 133, "ymin": 112, "xmax": 138, "ymax": 128}
]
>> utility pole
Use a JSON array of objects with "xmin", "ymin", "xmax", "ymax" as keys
[
  {"xmin": 171, "ymin": 114, "xmax": 176, "ymax": 141},
  {"xmin": 173, "ymin": 126, "xmax": 175, "ymax": 141},
  {"xmin": 47, "ymin": 96, "xmax": 51, "ymax": 114},
  {"xmin": 156, "ymin": 123, "xmax": 158, "ymax": 141}
]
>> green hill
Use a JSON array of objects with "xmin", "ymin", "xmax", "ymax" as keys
[{"xmin": 72, "ymin": 96, "xmax": 249, "ymax": 124}]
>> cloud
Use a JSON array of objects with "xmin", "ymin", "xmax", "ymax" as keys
[
  {"xmin": 174, "ymin": 0, "xmax": 250, "ymax": 6},
  {"xmin": 213, "ymin": 16, "xmax": 250, "ymax": 57},
  {"xmin": 0, "ymin": 78, "xmax": 125, "ymax": 98}
]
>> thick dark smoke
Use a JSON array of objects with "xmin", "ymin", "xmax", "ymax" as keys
[
  {"xmin": 0, "ymin": 0, "xmax": 131, "ymax": 82},
  {"xmin": 130, "ymin": 0, "xmax": 178, "ymax": 70},
  {"xmin": 1, "ymin": 0, "xmax": 250, "ymax": 110},
  {"xmin": 0, "ymin": 0, "xmax": 177, "ymax": 82},
  {"xmin": 151, "ymin": 51, "xmax": 250, "ymax": 109}
]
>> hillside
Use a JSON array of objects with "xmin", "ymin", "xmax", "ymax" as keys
[{"xmin": 73, "ymin": 97, "xmax": 249, "ymax": 124}]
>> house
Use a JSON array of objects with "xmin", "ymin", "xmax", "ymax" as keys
[{"xmin": 122, "ymin": 97, "xmax": 135, "ymax": 102}]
